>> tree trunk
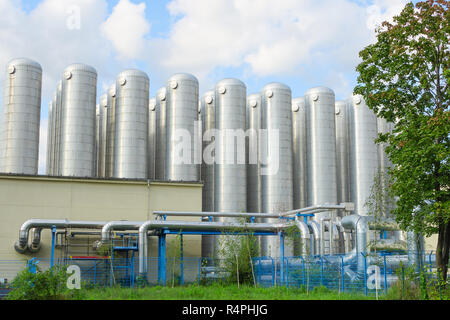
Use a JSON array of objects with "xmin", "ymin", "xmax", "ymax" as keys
[{"xmin": 436, "ymin": 221, "xmax": 450, "ymax": 282}]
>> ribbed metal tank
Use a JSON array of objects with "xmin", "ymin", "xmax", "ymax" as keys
[
  {"xmin": 305, "ymin": 86, "xmax": 337, "ymax": 221},
  {"xmin": 246, "ymin": 93, "xmax": 261, "ymax": 214},
  {"xmin": 377, "ymin": 117, "xmax": 394, "ymax": 218},
  {"xmin": 214, "ymin": 78, "xmax": 247, "ymax": 258},
  {"xmin": 97, "ymin": 94, "xmax": 107, "ymax": 178},
  {"xmin": 335, "ymin": 100, "xmax": 351, "ymax": 216},
  {"xmin": 165, "ymin": 73, "xmax": 199, "ymax": 181},
  {"xmin": 94, "ymin": 104, "xmax": 100, "ymax": 176},
  {"xmin": 148, "ymin": 97, "xmax": 157, "ymax": 180},
  {"xmin": 46, "ymin": 101, "xmax": 53, "ymax": 175},
  {"xmin": 101, "ymin": 99, "xmax": 108, "ymax": 178},
  {"xmin": 59, "ymin": 63, "xmax": 97, "ymax": 177},
  {"xmin": 155, "ymin": 86, "xmax": 167, "ymax": 180},
  {"xmin": 113, "ymin": 69, "xmax": 149, "ymax": 179},
  {"xmin": 348, "ymin": 94, "xmax": 379, "ymax": 216},
  {"xmin": 260, "ymin": 83, "xmax": 294, "ymax": 258},
  {"xmin": 49, "ymin": 93, "xmax": 57, "ymax": 175},
  {"xmin": 105, "ymin": 84, "xmax": 116, "ymax": 178},
  {"xmin": 200, "ymin": 90, "xmax": 215, "ymax": 258},
  {"xmin": 54, "ymin": 82, "xmax": 62, "ymax": 176},
  {"xmin": 292, "ymin": 97, "xmax": 307, "ymax": 211},
  {"xmin": 0, "ymin": 58, "xmax": 42, "ymax": 175}
]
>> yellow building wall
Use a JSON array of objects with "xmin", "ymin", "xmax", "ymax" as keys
[{"xmin": 0, "ymin": 175, "xmax": 202, "ymax": 262}]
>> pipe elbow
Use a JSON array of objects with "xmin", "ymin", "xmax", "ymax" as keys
[
  {"xmin": 295, "ymin": 220, "xmax": 310, "ymax": 239},
  {"xmin": 14, "ymin": 240, "xmax": 27, "ymax": 254},
  {"xmin": 28, "ymin": 243, "xmax": 41, "ymax": 253}
]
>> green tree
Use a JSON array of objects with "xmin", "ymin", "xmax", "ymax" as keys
[{"xmin": 355, "ymin": 0, "xmax": 449, "ymax": 280}]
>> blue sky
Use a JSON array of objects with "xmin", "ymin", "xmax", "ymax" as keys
[{"xmin": 0, "ymin": 0, "xmax": 413, "ymax": 172}]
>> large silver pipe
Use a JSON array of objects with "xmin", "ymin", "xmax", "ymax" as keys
[
  {"xmin": 341, "ymin": 214, "xmax": 368, "ymax": 274},
  {"xmin": 153, "ymin": 211, "xmax": 283, "ymax": 219},
  {"xmin": 282, "ymin": 203, "xmax": 353, "ymax": 217},
  {"xmin": 307, "ymin": 221, "xmax": 320, "ymax": 255},
  {"xmin": 292, "ymin": 97, "xmax": 307, "ymax": 214},
  {"xmin": 137, "ymin": 220, "xmax": 288, "ymax": 275},
  {"xmin": 15, "ymin": 219, "xmax": 108, "ymax": 253},
  {"xmin": 295, "ymin": 219, "xmax": 310, "ymax": 256}
]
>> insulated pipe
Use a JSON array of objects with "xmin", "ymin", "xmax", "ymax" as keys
[
  {"xmin": 137, "ymin": 220, "xmax": 288, "ymax": 275},
  {"xmin": 15, "ymin": 219, "xmax": 108, "ymax": 253},
  {"xmin": 294, "ymin": 219, "xmax": 310, "ymax": 256},
  {"xmin": 153, "ymin": 211, "xmax": 283, "ymax": 219},
  {"xmin": 28, "ymin": 228, "xmax": 42, "ymax": 253},
  {"xmin": 282, "ymin": 203, "xmax": 354, "ymax": 217},
  {"xmin": 307, "ymin": 221, "xmax": 320, "ymax": 255},
  {"xmin": 341, "ymin": 214, "xmax": 368, "ymax": 275},
  {"xmin": 101, "ymin": 221, "xmax": 145, "ymax": 243}
]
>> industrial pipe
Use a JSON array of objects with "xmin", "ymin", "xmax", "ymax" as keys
[
  {"xmin": 153, "ymin": 211, "xmax": 283, "ymax": 219},
  {"xmin": 294, "ymin": 219, "xmax": 310, "ymax": 255},
  {"xmin": 15, "ymin": 219, "xmax": 108, "ymax": 253},
  {"xmin": 307, "ymin": 221, "xmax": 320, "ymax": 255}
]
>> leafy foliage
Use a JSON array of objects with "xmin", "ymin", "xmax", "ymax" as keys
[
  {"xmin": 354, "ymin": 0, "xmax": 449, "ymax": 278},
  {"xmin": 7, "ymin": 264, "xmax": 69, "ymax": 300}
]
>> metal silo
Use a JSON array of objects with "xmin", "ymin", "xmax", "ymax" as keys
[
  {"xmin": 54, "ymin": 82, "xmax": 62, "ymax": 176},
  {"xmin": 97, "ymin": 94, "xmax": 107, "ymax": 178},
  {"xmin": 105, "ymin": 84, "xmax": 116, "ymax": 178},
  {"xmin": 246, "ymin": 93, "xmax": 261, "ymax": 214},
  {"xmin": 59, "ymin": 64, "xmax": 97, "ymax": 177},
  {"xmin": 305, "ymin": 87, "xmax": 338, "ymax": 220},
  {"xmin": 113, "ymin": 69, "xmax": 149, "ymax": 179},
  {"xmin": 292, "ymin": 97, "xmax": 307, "ymax": 211},
  {"xmin": 94, "ymin": 104, "xmax": 100, "ymax": 176},
  {"xmin": 101, "ymin": 97, "xmax": 108, "ymax": 179},
  {"xmin": 0, "ymin": 58, "xmax": 42, "ymax": 175},
  {"xmin": 214, "ymin": 78, "xmax": 247, "ymax": 257},
  {"xmin": 200, "ymin": 90, "xmax": 215, "ymax": 258},
  {"xmin": 46, "ymin": 101, "xmax": 54, "ymax": 175},
  {"xmin": 260, "ymin": 83, "xmax": 294, "ymax": 258},
  {"xmin": 335, "ymin": 100, "xmax": 351, "ymax": 215},
  {"xmin": 348, "ymin": 94, "xmax": 379, "ymax": 216},
  {"xmin": 148, "ymin": 97, "xmax": 156, "ymax": 180},
  {"xmin": 165, "ymin": 73, "xmax": 199, "ymax": 181},
  {"xmin": 155, "ymin": 87, "xmax": 167, "ymax": 180}
]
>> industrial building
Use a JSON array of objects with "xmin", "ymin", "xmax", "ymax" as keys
[{"xmin": 0, "ymin": 57, "xmax": 438, "ymax": 286}]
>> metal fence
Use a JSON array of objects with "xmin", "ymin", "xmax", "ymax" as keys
[{"xmin": 0, "ymin": 251, "xmax": 446, "ymax": 298}]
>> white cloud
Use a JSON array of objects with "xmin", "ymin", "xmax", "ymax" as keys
[{"xmin": 101, "ymin": 0, "xmax": 150, "ymax": 60}]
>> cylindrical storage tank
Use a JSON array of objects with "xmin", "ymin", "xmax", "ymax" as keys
[
  {"xmin": 335, "ymin": 100, "xmax": 351, "ymax": 216},
  {"xmin": 97, "ymin": 94, "xmax": 107, "ymax": 178},
  {"xmin": 54, "ymin": 82, "xmax": 62, "ymax": 176},
  {"xmin": 305, "ymin": 86, "xmax": 338, "ymax": 221},
  {"xmin": 113, "ymin": 69, "xmax": 149, "ymax": 179},
  {"xmin": 50, "ymin": 93, "xmax": 57, "ymax": 175},
  {"xmin": 292, "ymin": 97, "xmax": 307, "ymax": 211},
  {"xmin": 94, "ymin": 104, "xmax": 100, "ymax": 176},
  {"xmin": 46, "ymin": 101, "xmax": 54, "ymax": 175},
  {"xmin": 348, "ymin": 94, "xmax": 379, "ymax": 216},
  {"xmin": 165, "ymin": 73, "xmax": 199, "ymax": 181},
  {"xmin": 148, "ymin": 97, "xmax": 157, "ymax": 180},
  {"xmin": 105, "ymin": 84, "xmax": 116, "ymax": 178},
  {"xmin": 0, "ymin": 58, "xmax": 42, "ymax": 175},
  {"xmin": 214, "ymin": 78, "xmax": 247, "ymax": 257},
  {"xmin": 155, "ymin": 87, "xmax": 167, "ymax": 180},
  {"xmin": 377, "ymin": 117, "xmax": 394, "ymax": 218},
  {"xmin": 200, "ymin": 90, "xmax": 215, "ymax": 259},
  {"xmin": 246, "ymin": 93, "xmax": 262, "ymax": 214},
  {"xmin": 59, "ymin": 64, "xmax": 97, "ymax": 177},
  {"xmin": 260, "ymin": 83, "xmax": 294, "ymax": 258}
]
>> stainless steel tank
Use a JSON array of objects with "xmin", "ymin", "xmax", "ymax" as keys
[
  {"xmin": 304, "ymin": 86, "xmax": 338, "ymax": 221},
  {"xmin": 201, "ymin": 90, "xmax": 215, "ymax": 258},
  {"xmin": 97, "ymin": 94, "xmax": 107, "ymax": 178},
  {"xmin": 94, "ymin": 104, "xmax": 100, "ymax": 176},
  {"xmin": 0, "ymin": 58, "xmax": 42, "ymax": 175},
  {"xmin": 348, "ymin": 94, "xmax": 379, "ymax": 216},
  {"xmin": 148, "ymin": 97, "xmax": 156, "ymax": 180},
  {"xmin": 165, "ymin": 73, "xmax": 199, "ymax": 181},
  {"xmin": 214, "ymin": 78, "xmax": 247, "ymax": 258},
  {"xmin": 335, "ymin": 100, "xmax": 351, "ymax": 216},
  {"xmin": 49, "ymin": 93, "xmax": 57, "ymax": 175},
  {"xmin": 260, "ymin": 83, "xmax": 294, "ymax": 258},
  {"xmin": 46, "ymin": 101, "xmax": 54, "ymax": 175},
  {"xmin": 113, "ymin": 69, "xmax": 149, "ymax": 179},
  {"xmin": 54, "ymin": 81, "xmax": 62, "ymax": 176},
  {"xmin": 292, "ymin": 97, "xmax": 307, "ymax": 211},
  {"xmin": 59, "ymin": 63, "xmax": 97, "ymax": 177},
  {"xmin": 246, "ymin": 93, "xmax": 262, "ymax": 214},
  {"xmin": 105, "ymin": 84, "xmax": 116, "ymax": 178},
  {"xmin": 155, "ymin": 86, "xmax": 167, "ymax": 180},
  {"xmin": 377, "ymin": 117, "xmax": 394, "ymax": 218}
]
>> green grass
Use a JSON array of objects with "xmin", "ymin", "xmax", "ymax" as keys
[{"xmin": 66, "ymin": 284, "xmax": 374, "ymax": 300}]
